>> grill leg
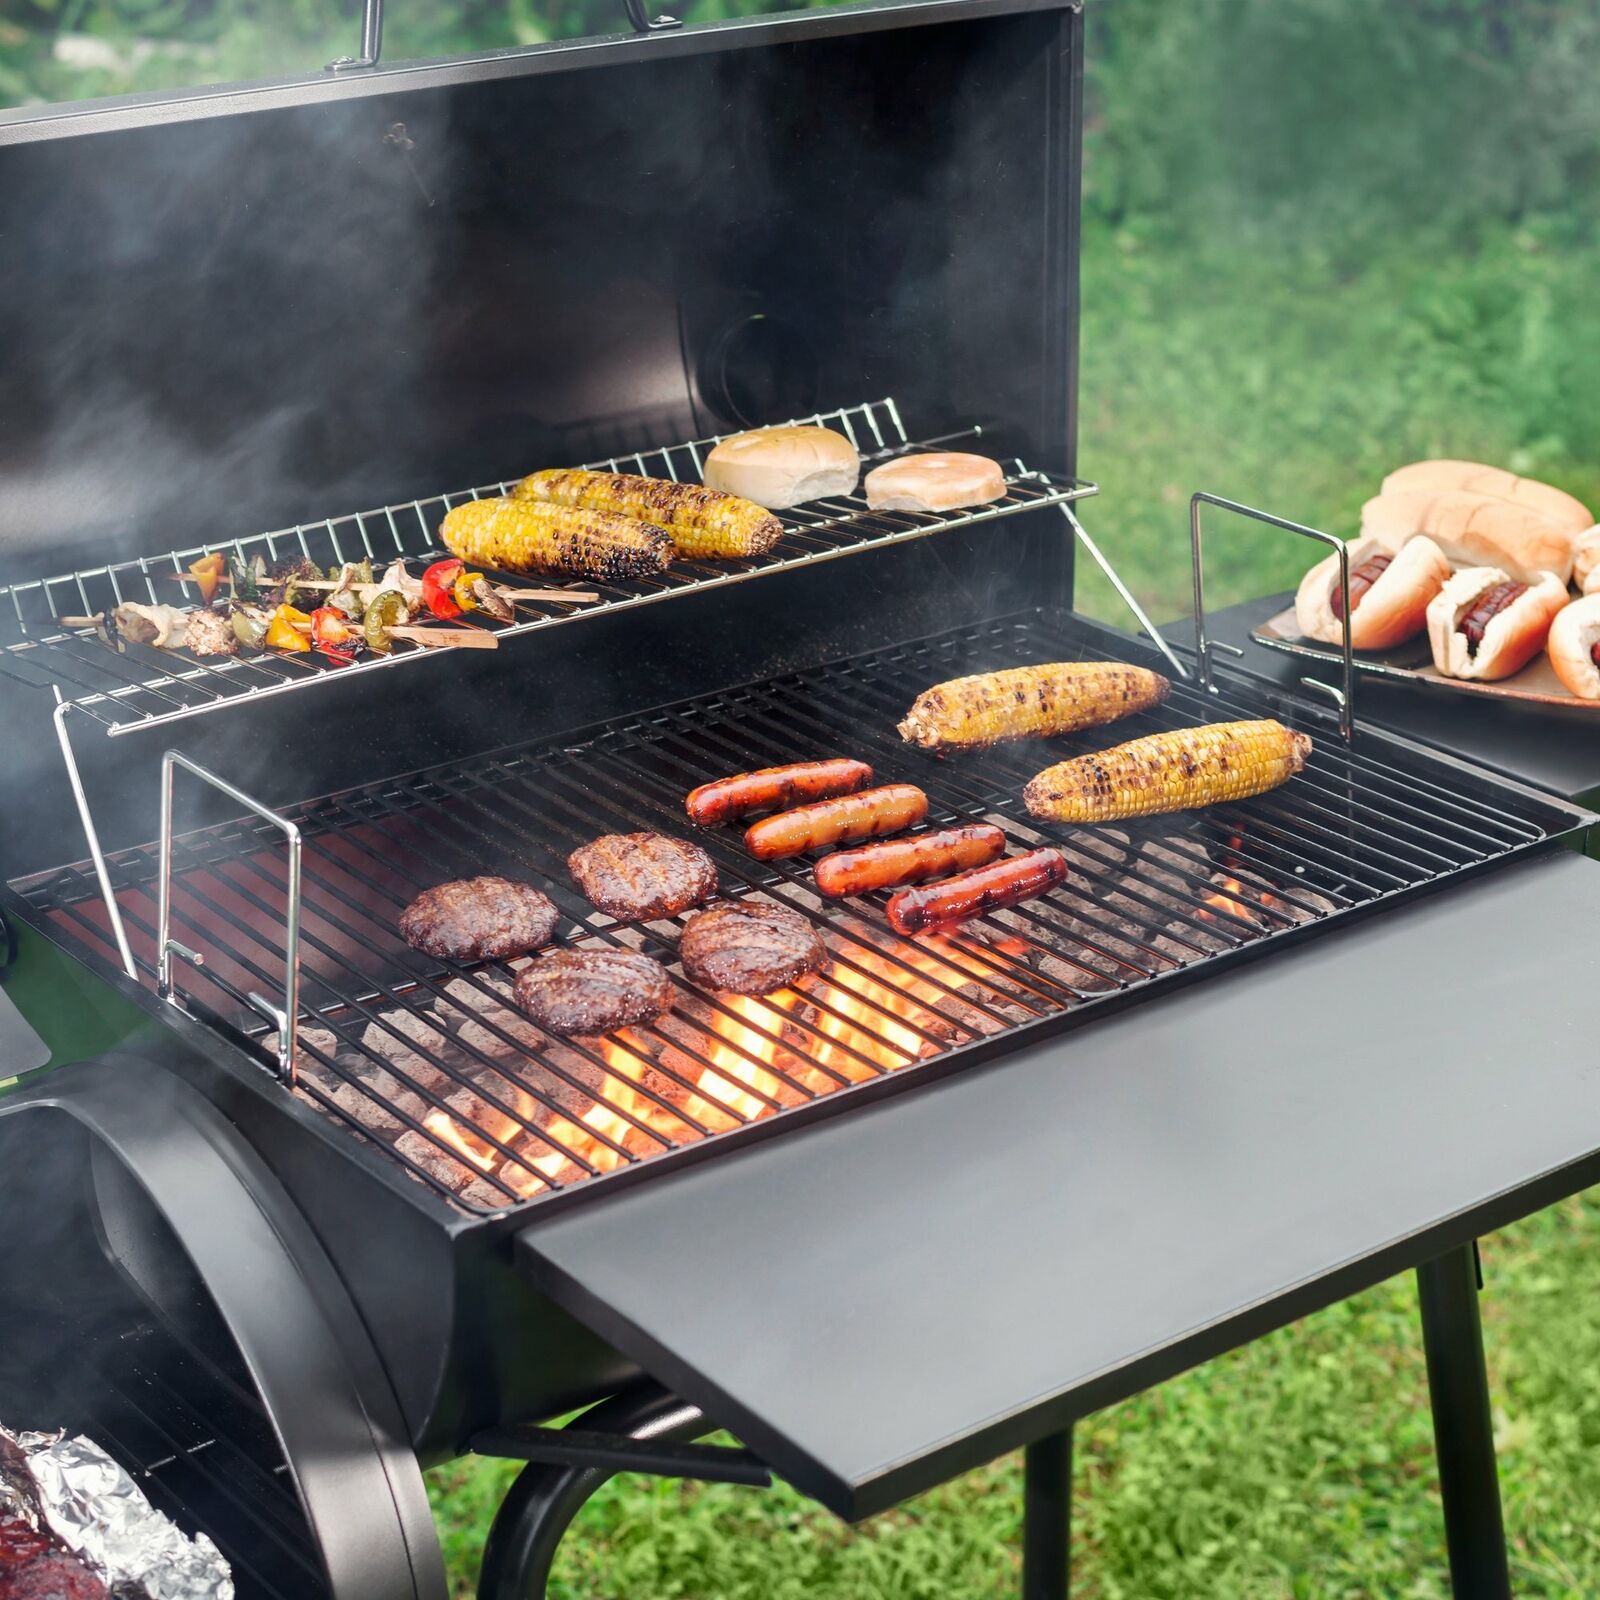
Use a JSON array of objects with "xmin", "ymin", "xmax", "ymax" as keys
[
  {"xmin": 1022, "ymin": 1427, "xmax": 1073, "ymax": 1600},
  {"xmin": 1417, "ymin": 1242, "xmax": 1510, "ymax": 1600},
  {"xmin": 477, "ymin": 1386, "xmax": 706, "ymax": 1600}
]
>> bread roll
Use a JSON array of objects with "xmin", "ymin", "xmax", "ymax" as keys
[
  {"xmin": 1382, "ymin": 460, "xmax": 1593, "ymax": 533},
  {"xmin": 702, "ymin": 426, "xmax": 860, "ymax": 511},
  {"xmin": 1293, "ymin": 534, "xmax": 1450, "ymax": 651},
  {"xmin": 1571, "ymin": 526, "xmax": 1600, "ymax": 594},
  {"xmin": 1425, "ymin": 566, "xmax": 1567, "ymax": 682},
  {"xmin": 863, "ymin": 453, "xmax": 1007, "ymax": 513},
  {"xmin": 1547, "ymin": 594, "xmax": 1600, "ymax": 700},
  {"xmin": 1361, "ymin": 489, "xmax": 1575, "ymax": 585}
]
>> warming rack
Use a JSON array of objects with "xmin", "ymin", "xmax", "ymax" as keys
[
  {"xmin": 20, "ymin": 611, "xmax": 1589, "ymax": 1218},
  {"xmin": 0, "ymin": 398, "xmax": 1099, "ymax": 736}
]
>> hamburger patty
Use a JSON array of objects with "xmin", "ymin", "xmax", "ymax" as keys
[
  {"xmin": 678, "ymin": 900, "xmax": 827, "ymax": 995},
  {"xmin": 567, "ymin": 832, "xmax": 717, "ymax": 920},
  {"xmin": 513, "ymin": 949, "xmax": 674, "ymax": 1035},
  {"xmin": 398, "ymin": 876, "xmax": 560, "ymax": 962}
]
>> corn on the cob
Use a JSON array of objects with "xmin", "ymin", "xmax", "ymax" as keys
[
  {"xmin": 514, "ymin": 469, "xmax": 783, "ymax": 560},
  {"xmin": 439, "ymin": 497, "xmax": 674, "ymax": 582},
  {"xmin": 898, "ymin": 662, "xmax": 1170, "ymax": 750},
  {"xmin": 1023, "ymin": 719, "xmax": 1313, "ymax": 823}
]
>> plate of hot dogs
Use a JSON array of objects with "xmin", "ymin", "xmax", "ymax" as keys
[{"xmin": 1253, "ymin": 458, "xmax": 1600, "ymax": 706}]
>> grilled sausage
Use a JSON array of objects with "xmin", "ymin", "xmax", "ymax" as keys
[
  {"xmin": 743, "ymin": 784, "xmax": 928, "ymax": 860},
  {"xmin": 686, "ymin": 759, "xmax": 874, "ymax": 826},
  {"xmin": 813, "ymin": 824, "xmax": 1006, "ymax": 899},
  {"xmin": 886, "ymin": 848, "xmax": 1070, "ymax": 935}
]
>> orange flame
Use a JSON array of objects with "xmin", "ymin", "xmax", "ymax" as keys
[
  {"xmin": 425, "ymin": 931, "xmax": 1032, "ymax": 1195},
  {"xmin": 1196, "ymin": 877, "xmax": 1278, "ymax": 925}
]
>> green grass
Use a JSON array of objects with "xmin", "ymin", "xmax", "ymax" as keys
[
  {"xmin": 1071, "ymin": 226, "xmax": 1600, "ymax": 630},
  {"xmin": 426, "ymin": 226, "xmax": 1600, "ymax": 1593},
  {"xmin": 428, "ymin": 1190, "xmax": 1600, "ymax": 1597}
]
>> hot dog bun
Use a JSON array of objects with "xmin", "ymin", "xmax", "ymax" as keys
[
  {"xmin": 1572, "ymin": 527, "xmax": 1600, "ymax": 595},
  {"xmin": 863, "ymin": 452, "xmax": 1007, "ymax": 512},
  {"xmin": 703, "ymin": 426, "xmax": 861, "ymax": 510},
  {"xmin": 1546, "ymin": 594, "xmax": 1600, "ymax": 700},
  {"xmin": 1361, "ymin": 489, "xmax": 1575, "ymax": 585},
  {"xmin": 1381, "ymin": 460, "xmax": 1593, "ymax": 533},
  {"xmin": 1425, "ymin": 566, "xmax": 1568, "ymax": 682},
  {"xmin": 1293, "ymin": 534, "xmax": 1450, "ymax": 651}
]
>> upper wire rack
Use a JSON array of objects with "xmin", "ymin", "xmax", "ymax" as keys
[{"xmin": 0, "ymin": 398, "xmax": 1095, "ymax": 737}]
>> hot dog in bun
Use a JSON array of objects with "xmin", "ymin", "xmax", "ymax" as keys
[
  {"xmin": 1572, "ymin": 527, "xmax": 1600, "ymax": 596},
  {"xmin": 1294, "ymin": 534, "xmax": 1450, "ymax": 651},
  {"xmin": 1425, "ymin": 566, "xmax": 1568, "ymax": 682},
  {"xmin": 1546, "ymin": 594, "xmax": 1600, "ymax": 701},
  {"xmin": 1361, "ymin": 490, "xmax": 1576, "ymax": 586},
  {"xmin": 1380, "ymin": 460, "xmax": 1593, "ymax": 533}
]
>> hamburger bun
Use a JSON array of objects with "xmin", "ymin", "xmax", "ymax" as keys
[
  {"xmin": 1571, "ymin": 526, "xmax": 1600, "ymax": 594},
  {"xmin": 1547, "ymin": 595, "xmax": 1600, "ymax": 700},
  {"xmin": 1382, "ymin": 460, "xmax": 1593, "ymax": 533},
  {"xmin": 1361, "ymin": 489, "xmax": 1575, "ymax": 585},
  {"xmin": 702, "ymin": 426, "xmax": 860, "ymax": 511},
  {"xmin": 1425, "ymin": 566, "xmax": 1568, "ymax": 682},
  {"xmin": 1293, "ymin": 534, "xmax": 1450, "ymax": 651},
  {"xmin": 863, "ymin": 452, "xmax": 1007, "ymax": 513}
]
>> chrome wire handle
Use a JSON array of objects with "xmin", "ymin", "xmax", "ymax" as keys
[
  {"xmin": 158, "ymin": 751, "xmax": 303, "ymax": 1083},
  {"xmin": 1190, "ymin": 491, "xmax": 1356, "ymax": 743}
]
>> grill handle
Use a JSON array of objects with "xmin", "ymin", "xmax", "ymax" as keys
[
  {"xmin": 157, "ymin": 750, "xmax": 303, "ymax": 1084},
  {"xmin": 327, "ymin": 0, "xmax": 383, "ymax": 70},
  {"xmin": 1189, "ymin": 491, "xmax": 1356, "ymax": 742},
  {"xmin": 327, "ymin": 0, "xmax": 682, "ymax": 65}
]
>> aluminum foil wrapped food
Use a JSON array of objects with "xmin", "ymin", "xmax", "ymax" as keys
[{"xmin": 1, "ymin": 1424, "xmax": 233, "ymax": 1599}]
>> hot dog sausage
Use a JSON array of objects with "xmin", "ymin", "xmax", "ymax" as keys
[
  {"xmin": 744, "ymin": 784, "xmax": 928, "ymax": 860},
  {"xmin": 686, "ymin": 759, "xmax": 873, "ymax": 826},
  {"xmin": 813, "ymin": 825, "xmax": 1006, "ymax": 899},
  {"xmin": 886, "ymin": 847, "xmax": 1069, "ymax": 935}
]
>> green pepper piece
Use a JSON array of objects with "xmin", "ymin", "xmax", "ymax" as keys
[{"xmin": 364, "ymin": 589, "xmax": 408, "ymax": 654}]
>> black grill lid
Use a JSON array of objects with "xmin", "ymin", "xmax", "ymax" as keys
[{"xmin": 519, "ymin": 846, "xmax": 1600, "ymax": 1520}]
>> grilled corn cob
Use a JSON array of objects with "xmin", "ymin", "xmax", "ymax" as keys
[
  {"xmin": 898, "ymin": 662, "xmax": 1170, "ymax": 751},
  {"xmin": 1023, "ymin": 719, "xmax": 1313, "ymax": 823},
  {"xmin": 439, "ymin": 497, "xmax": 674, "ymax": 582},
  {"xmin": 514, "ymin": 469, "xmax": 783, "ymax": 561}
]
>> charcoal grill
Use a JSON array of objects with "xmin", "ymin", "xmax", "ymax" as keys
[{"xmin": 2, "ymin": 3, "xmax": 1598, "ymax": 1597}]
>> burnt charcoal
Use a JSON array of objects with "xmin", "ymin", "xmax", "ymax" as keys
[
  {"xmin": 398, "ymin": 877, "xmax": 559, "ymax": 962},
  {"xmin": 567, "ymin": 833, "xmax": 717, "ymax": 921},
  {"xmin": 436, "ymin": 974, "xmax": 546, "ymax": 1058}
]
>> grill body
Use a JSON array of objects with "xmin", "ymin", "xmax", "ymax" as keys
[{"xmin": 1, "ymin": 2, "xmax": 1595, "ymax": 1590}]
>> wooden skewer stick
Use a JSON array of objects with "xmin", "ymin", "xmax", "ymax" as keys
[
  {"xmin": 387, "ymin": 625, "xmax": 500, "ymax": 649},
  {"xmin": 164, "ymin": 574, "xmax": 598, "ymax": 605}
]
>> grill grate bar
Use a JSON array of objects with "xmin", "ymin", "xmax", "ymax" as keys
[{"xmin": 22, "ymin": 611, "xmax": 1588, "ymax": 1217}]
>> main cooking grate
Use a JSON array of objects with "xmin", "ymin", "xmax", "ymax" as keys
[
  {"xmin": 19, "ymin": 610, "xmax": 1590, "ymax": 1215},
  {"xmin": 0, "ymin": 398, "xmax": 1093, "ymax": 737}
]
